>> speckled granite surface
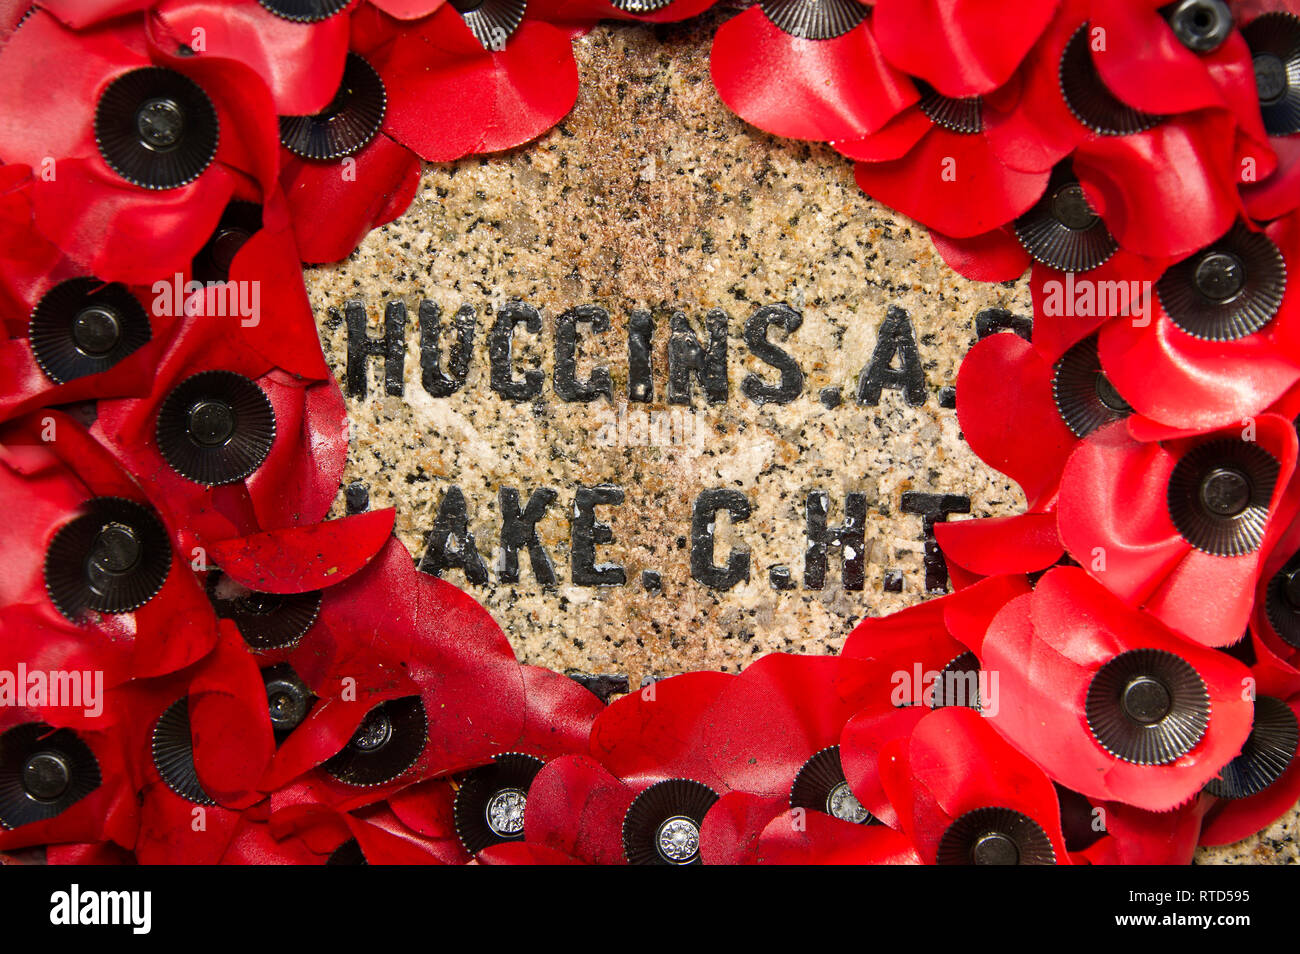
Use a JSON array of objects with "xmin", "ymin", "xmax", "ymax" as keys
[{"xmin": 305, "ymin": 15, "xmax": 1295, "ymax": 864}]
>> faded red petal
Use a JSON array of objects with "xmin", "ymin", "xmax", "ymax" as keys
[
  {"xmin": 523, "ymin": 754, "xmax": 635, "ymax": 865},
  {"xmin": 589, "ymin": 671, "xmax": 735, "ymax": 790},
  {"xmin": 699, "ymin": 790, "xmax": 787, "ymax": 865},
  {"xmin": 208, "ymin": 509, "xmax": 395, "ymax": 594},
  {"xmin": 711, "ymin": 10, "xmax": 917, "ymax": 142},
  {"xmin": 883, "ymin": 706, "xmax": 1072, "ymax": 864},
  {"xmin": 928, "ymin": 226, "xmax": 1031, "ymax": 282},
  {"xmin": 755, "ymin": 809, "xmax": 922, "ymax": 863}
]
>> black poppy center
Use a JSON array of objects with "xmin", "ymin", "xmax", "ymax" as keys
[
  {"xmin": 351, "ymin": 709, "xmax": 393, "ymax": 752},
  {"xmin": 209, "ymin": 227, "xmax": 253, "ymax": 276},
  {"xmin": 1121, "ymin": 676, "xmax": 1173, "ymax": 725},
  {"xmin": 1255, "ymin": 53, "xmax": 1289, "ymax": 105},
  {"xmin": 237, "ymin": 591, "xmax": 282, "ymax": 614},
  {"xmin": 136, "ymin": 97, "xmax": 186, "ymax": 151},
  {"xmin": 266, "ymin": 686, "xmax": 310, "ymax": 732},
  {"xmin": 1094, "ymin": 372, "xmax": 1131, "ymax": 413},
  {"xmin": 1198, "ymin": 466, "xmax": 1251, "ymax": 518},
  {"xmin": 450, "ymin": 0, "xmax": 485, "ymax": 10},
  {"xmin": 1052, "ymin": 184, "xmax": 1098, "ymax": 231},
  {"xmin": 1166, "ymin": 0, "xmax": 1232, "ymax": 52},
  {"xmin": 89, "ymin": 522, "xmax": 142, "ymax": 576},
  {"xmin": 187, "ymin": 399, "xmax": 236, "ymax": 446},
  {"xmin": 22, "ymin": 752, "xmax": 72, "ymax": 802},
  {"xmin": 972, "ymin": 830, "xmax": 1020, "ymax": 865},
  {"xmin": 1193, "ymin": 251, "xmax": 1246, "ymax": 302},
  {"xmin": 71, "ymin": 305, "xmax": 122, "ymax": 356},
  {"xmin": 1283, "ymin": 567, "xmax": 1300, "ymax": 610}
]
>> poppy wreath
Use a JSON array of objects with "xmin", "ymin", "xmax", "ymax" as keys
[{"xmin": 0, "ymin": 0, "xmax": 1299, "ymax": 867}]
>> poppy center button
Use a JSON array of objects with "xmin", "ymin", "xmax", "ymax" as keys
[
  {"xmin": 1199, "ymin": 466, "xmax": 1251, "ymax": 518},
  {"xmin": 1193, "ymin": 252, "xmax": 1246, "ymax": 302},
  {"xmin": 1254, "ymin": 53, "xmax": 1289, "ymax": 105},
  {"xmin": 1121, "ymin": 676, "xmax": 1172, "ymax": 725},
  {"xmin": 91, "ymin": 522, "xmax": 142, "ymax": 575},
  {"xmin": 136, "ymin": 97, "xmax": 185, "ymax": 151},
  {"xmin": 656, "ymin": 816, "xmax": 700, "ymax": 863},
  {"xmin": 1166, "ymin": 0, "xmax": 1232, "ymax": 53},
  {"xmin": 485, "ymin": 788, "xmax": 527, "ymax": 837},
  {"xmin": 351, "ymin": 710, "xmax": 393, "ymax": 751},
  {"xmin": 972, "ymin": 831, "xmax": 1019, "ymax": 866},
  {"xmin": 23, "ymin": 752, "xmax": 72, "ymax": 802},
  {"xmin": 71, "ymin": 305, "xmax": 122, "ymax": 356},
  {"xmin": 1051, "ymin": 184, "xmax": 1098, "ymax": 231},
  {"xmin": 826, "ymin": 781, "xmax": 869, "ymax": 823},
  {"xmin": 187, "ymin": 400, "xmax": 236, "ymax": 446}
]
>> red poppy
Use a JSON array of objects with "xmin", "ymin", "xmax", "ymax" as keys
[
  {"xmin": 1235, "ymin": 3, "xmax": 1300, "ymax": 220},
  {"xmin": 1057, "ymin": 414, "xmax": 1297, "ymax": 647},
  {"xmin": 836, "ymin": 580, "xmax": 1026, "ymax": 825},
  {"xmin": 1025, "ymin": 249, "xmax": 1171, "ymax": 362},
  {"xmin": 0, "ymin": 704, "xmax": 139, "ymax": 857},
  {"xmin": 0, "ymin": 409, "xmax": 220, "ymax": 679},
  {"xmin": 121, "ymin": 622, "xmax": 274, "ymax": 863},
  {"xmin": 516, "ymin": 753, "xmax": 636, "ymax": 865},
  {"xmin": 588, "ymin": 658, "xmax": 870, "ymax": 796},
  {"xmin": 838, "ymin": 97, "xmax": 1050, "ymax": 240},
  {"xmin": 1198, "ymin": 662, "xmax": 1300, "ymax": 847},
  {"xmin": 262, "ymin": 535, "xmax": 527, "ymax": 811},
  {"xmin": 1096, "ymin": 213, "xmax": 1300, "ymax": 433},
  {"xmin": 0, "ymin": 8, "xmax": 281, "ymax": 284},
  {"xmin": 980, "ymin": 0, "xmax": 1268, "ymax": 260},
  {"xmin": 511, "ymin": 659, "xmax": 883, "ymax": 863},
  {"xmin": 281, "ymin": 3, "xmax": 581, "ymax": 263},
  {"xmin": 382, "ymin": 663, "xmax": 605, "ymax": 862},
  {"xmin": 981, "ymin": 566, "xmax": 1254, "ymax": 810},
  {"xmin": 879, "ymin": 705, "xmax": 1073, "ymax": 864},
  {"xmin": 88, "ymin": 305, "xmax": 347, "ymax": 552},
  {"xmin": 0, "ymin": 271, "xmax": 173, "ymax": 428},
  {"xmin": 710, "ymin": 5, "xmax": 918, "ymax": 143}
]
